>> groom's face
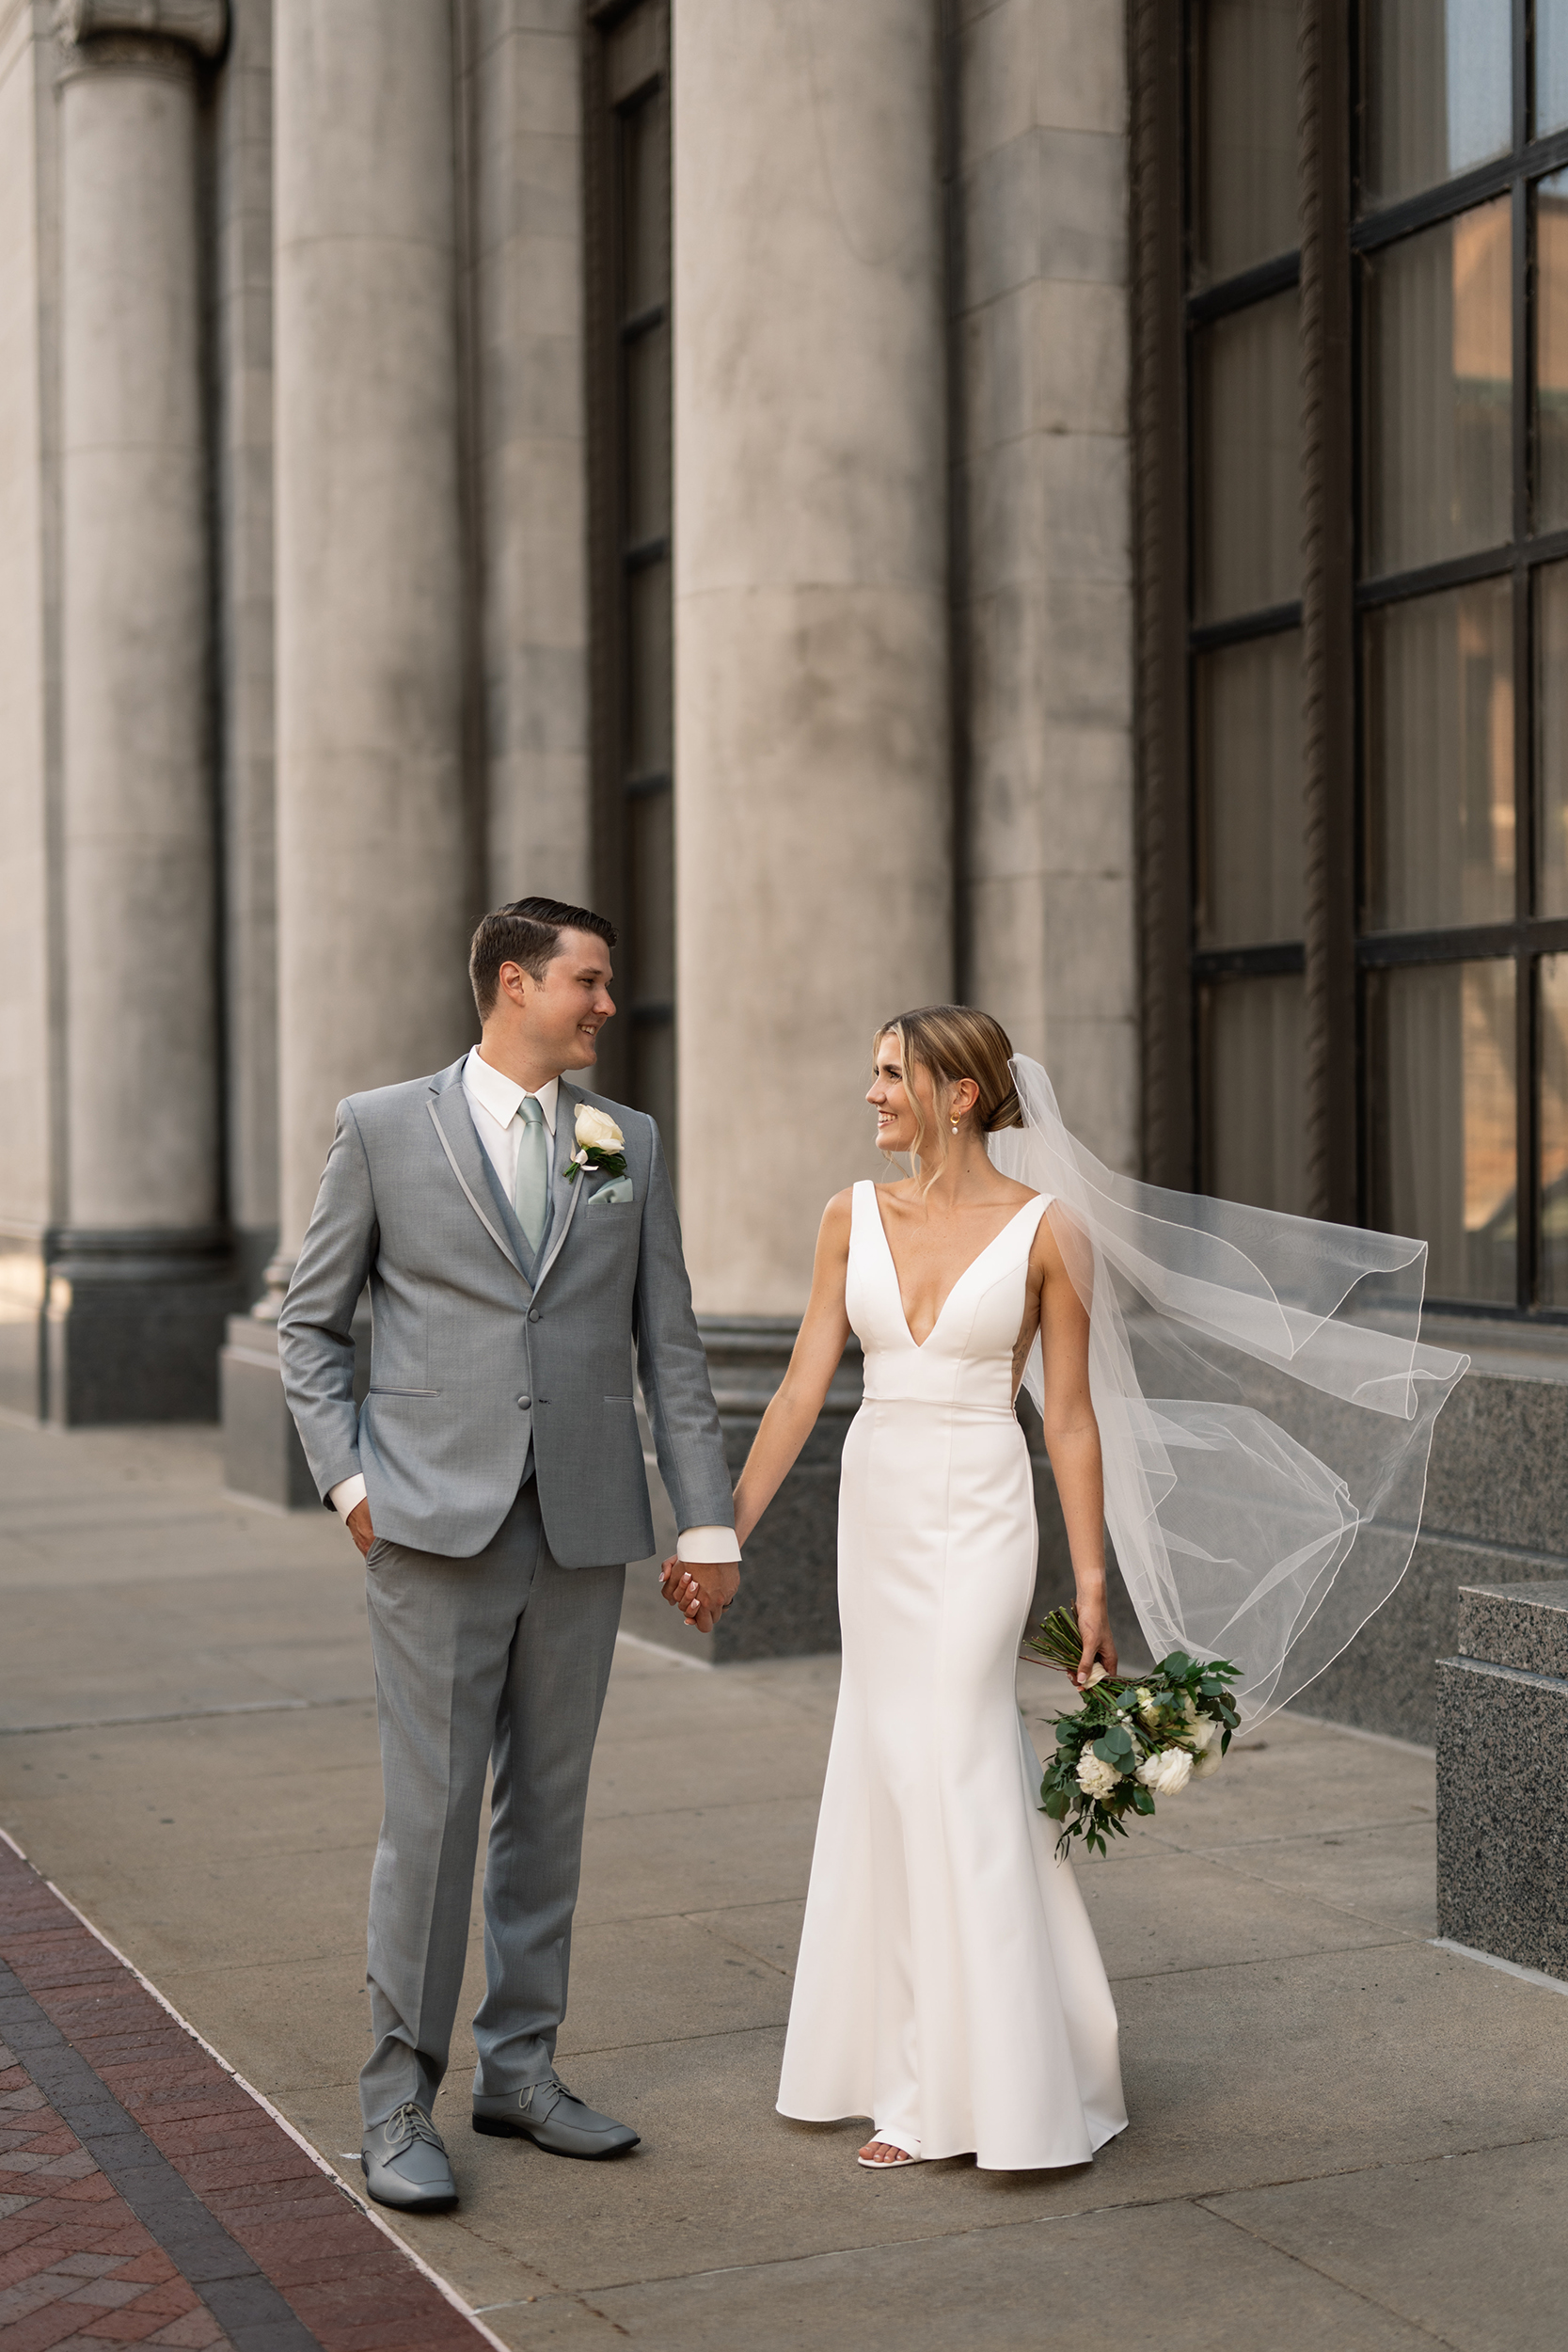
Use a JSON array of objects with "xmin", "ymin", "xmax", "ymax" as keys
[{"xmin": 512, "ymin": 930, "xmax": 617, "ymax": 1072}]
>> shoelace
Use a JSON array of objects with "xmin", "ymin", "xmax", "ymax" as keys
[
  {"xmin": 520, "ymin": 2075, "xmax": 571, "ymax": 2118},
  {"xmin": 385, "ymin": 2101, "xmax": 445, "ymax": 2151}
]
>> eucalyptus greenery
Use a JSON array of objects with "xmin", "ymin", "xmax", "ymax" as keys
[{"xmin": 1027, "ymin": 1607, "xmax": 1242, "ymax": 1858}]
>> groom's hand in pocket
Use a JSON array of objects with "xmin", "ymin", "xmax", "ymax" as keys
[
  {"xmin": 659, "ymin": 1556, "xmax": 739, "ymax": 1634},
  {"xmin": 346, "ymin": 1499, "xmax": 376, "ymax": 1559}
]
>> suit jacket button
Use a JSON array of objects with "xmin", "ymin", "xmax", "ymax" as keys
[
  {"xmin": 516, "ymin": 1395, "xmax": 531, "ymax": 1408},
  {"xmin": 528, "ymin": 1308, "xmax": 540, "ymax": 1322}
]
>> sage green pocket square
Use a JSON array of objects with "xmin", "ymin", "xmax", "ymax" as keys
[{"xmin": 590, "ymin": 1176, "xmax": 634, "ymax": 1206}]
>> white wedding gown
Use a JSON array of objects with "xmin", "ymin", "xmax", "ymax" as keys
[{"xmin": 776, "ymin": 1181, "xmax": 1127, "ymax": 2169}]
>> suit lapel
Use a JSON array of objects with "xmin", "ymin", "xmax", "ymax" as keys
[
  {"xmin": 427, "ymin": 1063, "xmax": 529, "ymax": 1287},
  {"xmin": 533, "ymin": 1079, "xmax": 587, "ymax": 1295}
]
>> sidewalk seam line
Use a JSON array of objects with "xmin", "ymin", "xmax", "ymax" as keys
[{"xmin": 1196, "ymin": 2195, "xmax": 1467, "ymax": 2348}]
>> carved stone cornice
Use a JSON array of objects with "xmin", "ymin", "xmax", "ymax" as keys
[{"xmin": 55, "ymin": 0, "xmax": 228, "ymax": 60}]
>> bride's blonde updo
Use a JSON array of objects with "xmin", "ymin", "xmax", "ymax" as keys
[{"xmin": 874, "ymin": 1005, "xmax": 1023, "ymax": 1176}]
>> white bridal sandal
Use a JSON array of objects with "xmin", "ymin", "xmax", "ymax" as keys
[{"xmin": 857, "ymin": 2137, "xmax": 918, "ymax": 2169}]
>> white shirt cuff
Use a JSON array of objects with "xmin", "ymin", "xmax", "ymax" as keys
[
  {"xmin": 328, "ymin": 1473, "xmax": 368, "ymax": 1522},
  {"xmin": 675, "ymin": 1524, "xmax": 741, "ymax": 1563}
]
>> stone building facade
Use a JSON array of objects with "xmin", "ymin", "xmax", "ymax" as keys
[
  {"xmin": 3, "ymin": 0, "xmax": 1565, "ymax": 1736},
  {"xmin": 0, "ymin": 0, "xmax": 1133, "ymax": 1405}
]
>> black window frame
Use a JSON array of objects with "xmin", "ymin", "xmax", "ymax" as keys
[
  {"xmin": 584, "ymin": 0, "xmax": 677, "ymax": 1168},
  {"xmin": 1135, "ymin": 0, "xmax": 1568, "ymax": 1321}
]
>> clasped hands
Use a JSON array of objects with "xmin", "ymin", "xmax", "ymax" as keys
[
  {"xmin": 658, "ymin": 1556, "xmax": 740, "ymax": 1635},
  {"xmin": 350, "ymin": 1495, "xmax": 738, "ymax": 1633}
]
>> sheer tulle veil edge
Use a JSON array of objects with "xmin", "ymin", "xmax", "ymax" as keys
[{"xmin": 989, "ymin": 1054, "xmax": 1469, "ymax": 1728}]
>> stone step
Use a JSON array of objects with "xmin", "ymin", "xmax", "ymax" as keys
[
  {"xmin": 1456, "ymin": 1579, "xmax": 1568, "ymax": 1677},
  {"xmin": 1436, "ymin": 1581, "xmax": 1568, "ymax": 1981}
]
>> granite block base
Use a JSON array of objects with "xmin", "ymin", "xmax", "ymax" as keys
[
  {"xmin": 219, "ymin": 1302, "xmax": 371, "ymax": 1510},
  {"xmin": 44, "ymin": 1229, "xmax": 244, "ymax": 1425},
  {"xmin": 220, "ymin": 1313, "xmax": 320, "ymax": 1509},
  {"xmin": 699, "ymin": 1317, "xmax": 860, "ymax": 1664},
  {"xmin": 1436, "ymin": 1581, "xmax": 1568, "ymax": 1981}
]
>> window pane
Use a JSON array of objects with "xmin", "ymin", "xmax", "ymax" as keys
[
  {"xmin": 1369, "ymin": 959, "xmax": 1516, "ymax": 1304},
  {"xmin": 1200, "ymin": 977, "xmax": 1307, "ymax": 1216},
  {"xmin": 620, "ymin": 83, "xmax": 669, "ymax": 317},
  {"xmin": 1362, "ymin": 198, "xmax": 1512, "ymax": 580},
  {"xmin": 1191, "ymin": 0, "xmax": 1299, "ymax": 287},
  {"xmin": 1364, "ymin": 580, "xmax": 1513, "ymax": 930},
  {"xmin": 1537, "ymin": 564, "xmax": 1568, "ymax": 915},
  {"xmin": 632, "ymin": 1014, "xmax": 676, "ymax": 1181},
  {"xmin": 1361, "ymin": 0, "xmax": 1512, "ymax": 211},
  {"xmin": 1538, "ymin": 173, "xmax": 1568, "ymax": 532},
  {"xmin": 628, "ymin": 783, "xmax": 674, "ymax": 1007},
  {"xmin": 625, "ymin": 318, "xmax": 671, "ymax": 546},
  {"xmin": 1193, "ymin": 291, "xmax": 1300, "ymax": 623},
  {"xmin": 1542, "ymin": 957, "xmax": 1568, "ymax": 1303},
  {"xmin": 1541, "ymin": 4, "xmax": 1568, "ymax": 136},
  {"xmin": 1196, "ymin": 630, "xmax": 1304, "ymax": 947},
  {"xmin": 626, "ymin": 557, "xmax": 672, "ymax": 777}
]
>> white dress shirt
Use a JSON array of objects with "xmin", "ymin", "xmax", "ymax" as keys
[
  {"xmin": 329, "ymin": 1046, "xmax": 738, "ymax": 1564},
  {"xmin": 461, "ymin": 1047, "xmax": 558, "ymax": 1192}
]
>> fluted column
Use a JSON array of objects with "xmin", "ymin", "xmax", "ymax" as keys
[
  {"xmin": 673, "ymin": 0, "xmax": 952, "ymax": 1318},
  {"xmin": 50, "ymin": 0, "xmax": 233, "ymax": 1423},
  {"xmin": 225, "ymin": 0, "xmax": 472, "ymax": 1499}
]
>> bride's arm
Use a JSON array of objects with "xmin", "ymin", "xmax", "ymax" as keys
[
  {"xmin": 731, "ymin": 1197, "xmax": 853, "ymax": 1545},
  {"xmin": 662, "ymin": 1193, "xmax": 852, "ymax": 1618},
  {"xmin": 1032, "ymin": 1217, "xmax": 1117, "ymax": 1687}
]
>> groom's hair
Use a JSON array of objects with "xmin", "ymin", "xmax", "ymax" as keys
[{"xmin": 469, "ymin": 897, "xmax": 618, "ymax": 1018}]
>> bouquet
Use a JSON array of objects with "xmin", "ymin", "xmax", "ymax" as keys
[{"xmin": 1027, "ymin": 1607, "xmax": 1241, "ymax": 1857}]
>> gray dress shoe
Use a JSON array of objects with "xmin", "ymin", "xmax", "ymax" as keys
[
  {"xmin": 361, "ymin": 2101, "xmax": 458, "ymax": 2212},
  {"xmin": 472, "ymin": 2074, "xmax": 640, "ymax": 2159}
]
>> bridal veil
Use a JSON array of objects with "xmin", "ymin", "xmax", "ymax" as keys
[{"xmin": 990, "ymin": 1056, "xmax": 1469, "ymax": 1727}]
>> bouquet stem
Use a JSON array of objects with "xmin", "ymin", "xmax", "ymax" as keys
[{"xmin": 1026, "ymin": 1605, "xmax": 1121, "ymax": 1691}]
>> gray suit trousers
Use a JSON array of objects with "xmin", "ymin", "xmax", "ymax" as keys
[{"xmin": 359, "ymin": 1478, "xmax": 625, "ymax": 2127}]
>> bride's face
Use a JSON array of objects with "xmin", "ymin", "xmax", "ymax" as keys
[{"xmin": 867, "ymin": 1034, "xmax": 931, "ymax": 1155}]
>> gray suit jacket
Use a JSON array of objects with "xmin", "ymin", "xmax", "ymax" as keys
[{"xmin": 277, "ymin": 1058, "xmax": 733, "ymax": 1564}]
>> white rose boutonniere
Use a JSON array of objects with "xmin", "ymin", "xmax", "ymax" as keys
[{"xmin": 567, "ymin": 1104, "xmax": 628, "ymax": 1184}]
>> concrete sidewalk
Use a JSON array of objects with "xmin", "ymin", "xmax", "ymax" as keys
[{"xmin": 2, "ymin": 1417, "xmax": 1566, "ymax": 2350}]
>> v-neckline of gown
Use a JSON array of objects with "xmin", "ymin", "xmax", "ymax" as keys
[{"xmin": 866, "ymin": 1184, "xmax": 1044, "ymax": 1353}]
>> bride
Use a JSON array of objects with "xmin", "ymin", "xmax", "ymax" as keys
[
  {"xmin": 667, "ymin": 1004, "xmax": 1128, "ymax": 2170},
  {"xmin": 666, "ymin": 1002, "xmax": 1467, "ymax": 2174}
]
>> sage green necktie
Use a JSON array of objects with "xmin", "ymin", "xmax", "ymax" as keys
[{"xmin": 514, "ymin": 1094, "xmax": 549, "ymax": 1253}]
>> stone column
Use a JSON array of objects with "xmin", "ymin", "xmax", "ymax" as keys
[
  {"xmin": 673, "ymin": 0, "xmax": 952, "ymax": 1317},
  {"xmin": 49, "ymin": 0, "xmax": 233, "ymax": 1424},
  {"xmin": 672, "ymin": 0, "xmax": 949, "ymax": 1654},
  {"xmin": 214, "ymin": 0, "xmax": 279, "ymax": 1311},
  {"xmin": 467, "ymin": 0, "xmax": 591, "ymax": 907},
  {"xmin": 958, "ymin": 0, "xmax": 1135, "ymax": 1170},
  {"xmin": 223, "ymin": 0, "xmax": 473, "ymax": 1502}
]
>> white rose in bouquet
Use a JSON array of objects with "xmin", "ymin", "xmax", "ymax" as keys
[
  {"xmin": 1076, "ymin": 1752, "xmax": 1122, "ymax": 1801},
  {"xmin": 1189, "ymin": 1718, "xmax": 1224, "ymax": 1779},
  {"xmin": 1135, "ymin": 1746, "xmax": 1193, "ymax": 1797},
  {"xmin": 574, "ymin": 1104, "xmax": 625, "ymax": 1152}
]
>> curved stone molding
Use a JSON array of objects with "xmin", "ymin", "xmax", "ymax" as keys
[{"xmin": 55, "ymin": 0, "xmax": 228, "ymax": 59}]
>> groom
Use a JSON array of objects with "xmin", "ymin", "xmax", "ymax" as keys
[{"xmin": 278, "ymin": 897, "xmax": 740, "ymax": 2213}]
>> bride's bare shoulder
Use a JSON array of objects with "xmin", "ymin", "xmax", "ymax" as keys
[{"xmin": 818, "ymin": 1186, "xmax": 857, "ymax": 1240}]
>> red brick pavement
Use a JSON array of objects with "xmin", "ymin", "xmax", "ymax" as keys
[{"xmin": 0, "ymin": 1838, "xmax": 495, "ymax": 2352}]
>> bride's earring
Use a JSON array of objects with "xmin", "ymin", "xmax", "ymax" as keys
[{"xmin": 950, "ymin": 1115, "xmax": 960, "ymax": 1135}]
